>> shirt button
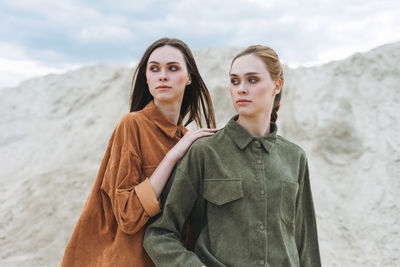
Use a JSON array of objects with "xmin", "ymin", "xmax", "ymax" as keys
[
  {"xmin": 255, "ymin": 140, "xmax": 261, "ymax": 147},
  {"xmin": 257, "ymin": 159, "xmax": 262, "ymax": 164},
  {"xmin": 259, "ymin": 224, "xmax": 265, "ymax": 230},
  {"xmin": 260, "ymin": 189, "xmax": 265, "ymax": 195},
  {"xmin": 259, "ymin": 259, "xmax": 265, "ymax": 265}
]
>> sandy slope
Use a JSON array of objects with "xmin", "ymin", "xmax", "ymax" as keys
[{"xmin": 0, "ymin": 43, "xmax": 399, "ymax": 266}]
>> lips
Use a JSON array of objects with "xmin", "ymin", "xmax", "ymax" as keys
[
  {"xmin": 236, "ymin": 99, "xmax": 251, "ymax": 103},
  {"xmin": 156, "ymin": 85, "xmax": 171, "ymax": 89}
]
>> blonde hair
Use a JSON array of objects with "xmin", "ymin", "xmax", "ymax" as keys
[{"xmin": 231, "ymin": 45, "xmax": 283, "ymax": 123}]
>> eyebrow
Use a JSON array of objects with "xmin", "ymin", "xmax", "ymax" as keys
[
  {"xmin": 148, "ymin": 61, "xmax": 181, "ymax": 65},
  {"xmin": 230, "ymin": 72, "xmax": 260, "ymax": 76}
]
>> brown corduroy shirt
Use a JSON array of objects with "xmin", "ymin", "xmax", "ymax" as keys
[{"xmin": 61, "ymin": 101, "xmax": 189, "ymax": 267}]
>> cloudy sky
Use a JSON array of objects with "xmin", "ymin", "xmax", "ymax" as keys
[{"xmin": 1, "ymin": 0, "xmax": 399, "ymax": 88}]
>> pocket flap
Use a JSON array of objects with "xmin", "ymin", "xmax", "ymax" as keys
[
  {"xmin": 203, "ymin": 179, "xmax": 244, "ymax": 205},
  {"xmin": 280, "ymin": 180, "xmax": 299, "ymax": 227}
]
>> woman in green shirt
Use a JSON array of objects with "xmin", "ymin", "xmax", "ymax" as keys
[{"xmin": 144, "ymin": 45, "xmax": 321, "ymax": 267}]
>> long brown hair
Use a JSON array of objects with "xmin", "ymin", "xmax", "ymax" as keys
[
  {"xmin": 231, "ymin": 45, "xmax": 283, "ymax": 123},
  {"xmin": 130, "ymin": 38, "xmax": 216, "ymax": 128}
]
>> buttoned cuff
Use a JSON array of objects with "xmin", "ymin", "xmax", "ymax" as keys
[{"xmin": 135, "ymin": 178, "xmax": 161, "ymax": 217}]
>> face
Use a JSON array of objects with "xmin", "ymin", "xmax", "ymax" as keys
[
  {"xmin": 146, "ymin": 45, "xmax": 191, "ymax": 105},
  {"xmin": 230, "ymin": 54, "xmax": 281, "ymax": 119}
]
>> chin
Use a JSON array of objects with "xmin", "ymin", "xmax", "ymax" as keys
[
  {"xmin": 153, "ymin": 93, "xmax": 175, "ymax": 102},
  {"xmin": 234, "ymin": 105, "xmax": 254, "ymax": 116},
  {"xmin": 238, "ymin": 111, "xmax": 256, "ymax": 118}
]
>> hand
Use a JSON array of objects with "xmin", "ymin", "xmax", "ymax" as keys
[{"xmin": 167, "ymin": 128, "xmax": 218, "ymax": 161}]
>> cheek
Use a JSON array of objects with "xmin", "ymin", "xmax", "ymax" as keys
[
  {"xmin": 230, "ymin": 86, "xmax": 235, "ymax": 98},
  {"xmin": 253, "ymin": 83, "xmax": 271, "ymax": 99},
  {"xmin": 174, "ymin": 72, "xmax": 188, "ymax": 84},
  {"xmin": 145, "ymin": 71, "xmax": 159, "ymax": 95},
  {"xmin": 145, "ymin": 71, "xmax": 156, "ymax": 83}
]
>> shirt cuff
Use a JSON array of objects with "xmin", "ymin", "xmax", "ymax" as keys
[{"xmin": 135, "ymin": 178, "xmax": 161, "ymax": 217}]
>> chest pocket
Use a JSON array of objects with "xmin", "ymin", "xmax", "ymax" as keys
[
  {"xmin": 202, "ymin": 179, "xmax": 245, "ymax": 261},
  {"xmin": 280, "ymin": 180, "xmax": 299, "ymax": 232},
  {"xmin": 203, "ymin": 179, "xmax": 244, "ymax": 205}
]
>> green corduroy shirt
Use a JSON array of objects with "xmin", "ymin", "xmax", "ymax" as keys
[{"xmin": 144, "ymin": 115, "xmax": 321, "ymax": 267}]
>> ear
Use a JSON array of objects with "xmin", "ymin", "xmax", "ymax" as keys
[
  {"xmin": 186, "ymin": 75, "xmax": 192, "ymax": 85},
  {"xmin": 273, "ymin": 79, "xmax": 282, "ymax": 95}
]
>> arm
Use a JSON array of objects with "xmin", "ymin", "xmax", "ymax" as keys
[
  {"xmin": 101, "ymin": 115, "xmax": 215, "ymax": 235},
  {"xmin": 295, "ymin": 156, "xmax": 322, "ymax": 267},
  {"xmin": 100, "ymin": 126, "xmax": 158, "ymax": 235},
  {"xmin": 149, "ymin": 128, "xmax": 216, "ymax": 198},
  {"xmin": 144, "ymin": 155, "xmax": 205, "ymax": 267}
]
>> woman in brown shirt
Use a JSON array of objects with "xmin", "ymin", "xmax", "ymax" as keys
[{"xmin": 61, "ymin": 38, "xmax": 216, "ymax": 267}]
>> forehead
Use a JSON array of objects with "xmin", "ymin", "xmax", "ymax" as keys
[
  {"xmin": 148, "ymin": 45, "xmax": 186, "ymax": 64},
  {"xmin": 230, "ymin": 54, "xmax": 268, "ymax": 75}
]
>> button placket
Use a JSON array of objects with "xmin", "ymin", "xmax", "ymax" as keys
[{"xmin": 253, "ymin": 140, "xmax": 267, "ymax": 266}]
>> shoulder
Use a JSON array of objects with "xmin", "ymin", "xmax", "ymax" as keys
[
  {"xmin": 189, "ymin": 127, "xmax": 228, "ymax": 153},
  {"xmin": 118, "ymin": 110, "xmax": 147, "ymax": 126},
  {"xmin": 276, "ymin": 135, "xmax": 307, "ymax": 160},
  {"xmin": 175, "ymin": 129, "xmax": 227, "ymax": 173},
  {"xmin": 111, "ymin": 111, "xmax": 150, "ymax": 150},
  {"xmin": 115, "ymin": 110, "xmax": 153, "ymax": 133}
]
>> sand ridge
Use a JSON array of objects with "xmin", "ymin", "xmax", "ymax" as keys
[{"xmin": 0, "ymin": 43, "xmax": 399, "ymax": 266}]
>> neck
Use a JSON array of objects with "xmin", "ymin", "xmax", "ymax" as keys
[
  {"xmin": 236, "ymin": 112, "xmax": 271, "ymax": 138},
  {"xmin": 153, "ymin": 99, "xmax": 181, "ymax": 125}
]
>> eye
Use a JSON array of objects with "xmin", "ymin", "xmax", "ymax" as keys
[
  {"xmin": 248, "ymin": 77, "xmax": 258, "ymax": 83},
  {"xmin": 231, "ymin": 78, "xmax": 239, "ymax": 85},
  {"xmin": 169, "ymin": 65, "xmax": 179, "ymax": 71},
  {"xmin": 149, "ymin": 65, "xmax": 159, "ymax": 72}
]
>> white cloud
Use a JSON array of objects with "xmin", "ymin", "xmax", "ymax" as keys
[
  {"xmin": 79, "ymin": 26, "xmax": 134, "ymax": 43},
  {"xmin": 246, "ymin": 0, "xmax": 281, "ymax": 9},
  {"xmin": 0, "ymin": 42, "xmax": 80, "ymax": 88},
  {"xmin": 0, "ymin": 58, "xmax": 81, "ymax": 88},
  {"xmin": 0, "ymin": 0, "xmax": 399, "ymax": 87}
]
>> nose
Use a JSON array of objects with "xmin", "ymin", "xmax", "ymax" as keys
[
  {"xmin": 237, "ymin": 83, "xmax": 248, "ymax": 95},
  {"xmin": 159, "ymin": 69, "xmax": 168, "ymax": 81}
]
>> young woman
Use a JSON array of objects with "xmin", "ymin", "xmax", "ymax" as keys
[
  {"xmin": 144, "ymin": 45, "xmax": 321, "ymax": 267},
  {"xmin": 61, "ymin": 38, "xmax": 216, "ymax": 267}
]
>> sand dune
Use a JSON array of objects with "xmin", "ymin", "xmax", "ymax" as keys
[{"xmin": 0, "ymin": 43, "xmax": 399, "ymax": 266}]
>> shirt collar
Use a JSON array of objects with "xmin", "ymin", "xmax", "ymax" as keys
[
  {"xmin": 225, "ymin": 115, "xmax": 277, "ymax": 153},
  {"xmin": 141, "ymin": 101, "xmax": 188, "ymax": 138}
]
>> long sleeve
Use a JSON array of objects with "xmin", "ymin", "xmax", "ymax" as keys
[
  {"xmin": 144, "ymin": 162, "xmax": 204, "ymax": 266},
  {"xmin": 62, "ymin": 102, "xmax": 189, "ymax": 267},
  {"xmin": 100, "ymin": 114, "xmax": 161, "ymax": 235},
  {"xmin": 295, "ymin": 156, "xmax": 322, "ymax": 267}
]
